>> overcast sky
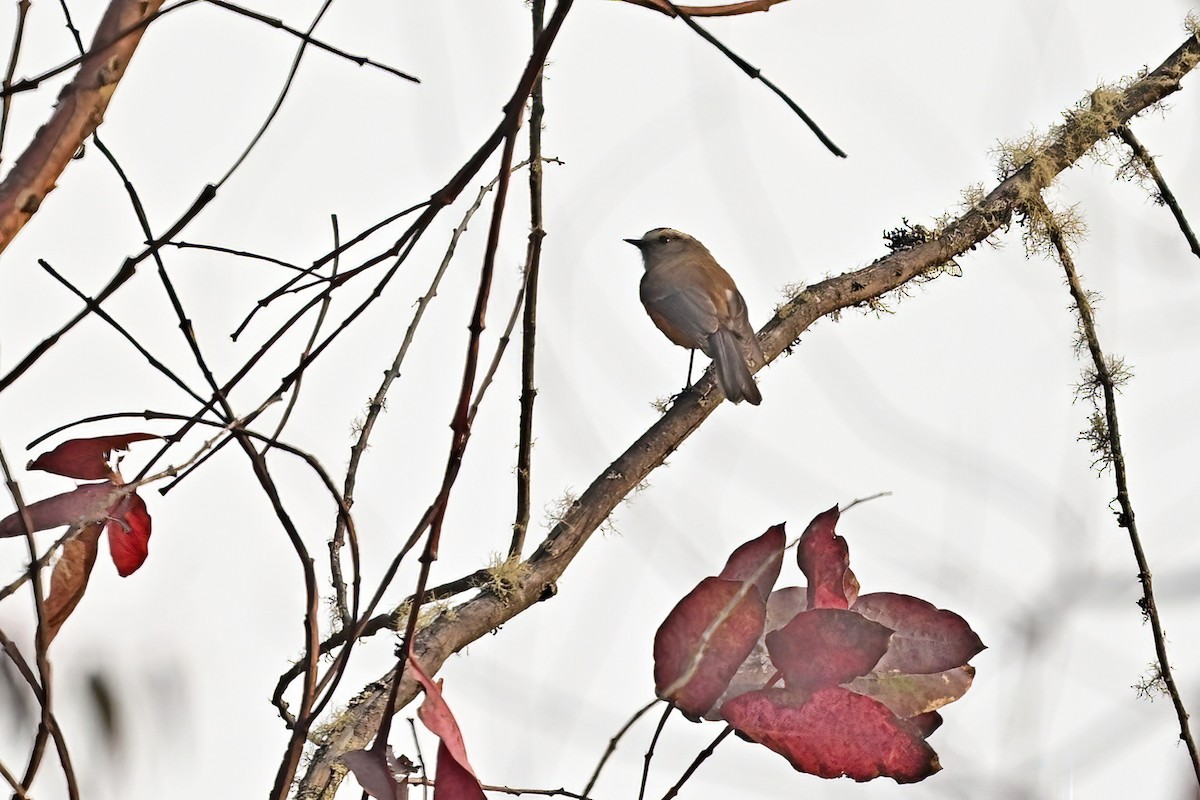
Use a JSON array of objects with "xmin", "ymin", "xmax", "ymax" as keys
[{"xmin": 2, "ymin": 2, "xmax": 1200, "ymax": 798}]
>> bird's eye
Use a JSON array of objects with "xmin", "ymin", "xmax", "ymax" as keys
[{"xmin": 658, "ymin": 235, "xmax": 671, "ymax": 244}]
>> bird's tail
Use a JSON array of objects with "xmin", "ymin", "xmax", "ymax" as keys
[{"xmin": 710, "ymin": 329, "xmax": 762, "ymax": 405}]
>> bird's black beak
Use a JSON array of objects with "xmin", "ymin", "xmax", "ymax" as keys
[{"xmin": 623, "ymin": 238, "xmax": 643, "ymax": 248}]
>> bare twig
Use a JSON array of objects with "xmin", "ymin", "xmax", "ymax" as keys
[
  {"xmin": 623, "ymin": 0, "xmax": 789, "ymax": 17},
  {"xmin": 409, "ymin": 778, "xmax": 593, "ymax": 799},
  {"xmin": 660, "ymin": 0, "xmax": 845, "ymax": 158},
  {"xmin": 36, "ymin": 259, "xmax": 207, "ymax": 404},
  {"xmin": 0, "ymin": 183, "xmax": 218, "ymax": 395},
  {"xmin": 1116, "ymin": 125, "xmax": 1200, "ymax": 259},
  {"xmin": 1036, "ymin": 196, "xmax": 1200, "ymax": 784},
  {"xmin": 0, "ymin": 0, "xmax": 31, "ymax": 161},
  {"xmin": 380, "ymin": 96, "xmax": 525, "ymax": 764},
  {"xmin": 637, "ymin": 703, "xmax": 674, "ymax": 800},
  {"xmin": 582, "ymin": 699, "xmax": 661, "ymax": 796},
  {"xmin": 513, "ymin": 0, "xmax": 548, "ymax": 559},
  {"xmin": 202, "ymin": 0, "xmax": 418, "ymax": 83},
  {"xmin": 659, "ymin": 725, "xmax": 735, "ymax": 800}
]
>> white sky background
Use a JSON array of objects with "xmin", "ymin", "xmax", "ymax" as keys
[{"xmin": 2, "ymin": 1, "xmax": 1200, "ymax": 798}]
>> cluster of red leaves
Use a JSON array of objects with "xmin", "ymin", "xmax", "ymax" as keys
[
  {"xmin": 653, "ymin": 505, "xmax": 985, "ymax": 783},
  {"xmin": 343, "ymin": 657, "xmax": 486, "ymax": 800},
  {"xmin": 0, "ymin": 433, "xmax": 157, "ymax": 643}
]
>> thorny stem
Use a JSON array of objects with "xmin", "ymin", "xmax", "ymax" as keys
[
  {"xmin": 1039, "ymin": 197, "xmax": 1200, "ymax": 784},
  {"xmin": 512, "ymin": 0, "xmax": 548, "ymax": 559},
  {"xmin": 582, "ymin": 699, "xmax": 661, "ymax": 796},
  {"xmin": 0, "ymin": 0, "xmax": 31, "ymax": 161},
  {"xmin": 381, "ymin": 114, "xmax": 526, "ymax": 757},
  {"xmin": 659, "ymin": 726, "xmax": 735, "ymax": 800},
  {"xmin": 637, "ymin": 703, "xmax": 675, "ymax": 800}
]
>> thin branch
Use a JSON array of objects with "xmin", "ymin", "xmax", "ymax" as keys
[
  {"xmin": 659, "ymin": 725, "xmax": 734, "ymax": 800},
  {"xmin": 0, "ymin": 182, "xmax": 218, "ymax": 395},
  {"xmin": 165, "ymin": 240, "xmax": 306, "ymax": 273},
  {"xmin": 513, "ymin": 0, "xmax": 547, "ymax": 559},
  {"xmin": 0, "ymin": 756, "xmax": 29, "ymax": 799},
  {"xmin": 409, "ymin": 778, "xmax": 593, "ymax": 799},
  {"xmin": 622, "ymin": 0, "xmax": 789, "ymax": 16},
  {"xmin": 37, "ymin": 258, "xmax": 206, "ymax": 404},
  {"xmin": 215, "ymin": 0, "xmax": 333, "ymax": 187},
  {"xmin": 1038, "ymin": 196, "xmax": 1200, "ymax": 784},
  {"xmin": 582, "ymin": 699, "xmax": 661, "ymax": 797},
  {"xmin": 230, "ymin": 201, "xmax": 429, "ymax": 340},
  {"xmin": 1116, "ymin": 125, "xmax": 1200, "ymax": 260},
  {"xmin": 0, "ymin": 0, "xmax": 31, "ymax": 161},
  {"xmin": 660, "ymin": 0, "xmax": 845, "ymax": 158},
  {"xmin": 637, "ymin": 702, "xmax": 674, "ymax": 800},
  {"xmin": 261, "ymin": 214, "xmax": 342, "ymax": 456},
  {"xmin": 202, "ymin": 0, "xmax": 418, "ymax": 83},
  {"xmin": 467, "ymin": 276, "xmax": 527, "ymax": 425},
  {"xmin": 0, "ymin": 445, "xmax": 80, "ymax": 800},
  {"xmin": 294, "ymin": 33, "xmax": 1200, "ymax": 797},
  {"xmin": 327, "ymin": 165, "xmax": 519, "ymax": 636},
  {"xmin": 380, "ymin": 100, "xmax": 526, "ymax": 764}
]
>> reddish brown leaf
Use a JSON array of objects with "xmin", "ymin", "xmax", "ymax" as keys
[
  {"xmin": 765, "ymin": 586, "xmax": 808, "ymax": 632},
  {"xmin": 28, "ymin": 433, "xmax": 159, "ymax": 480},
  {"xmin": 43, "ymin": 524, "xmax": 102, "ymax": 644},
  {"xmin": 409, "ymin": 657, "xmax": 485, "ymax": 800},
  {"xmin": 797, "ymin": 505, "xmax": 854, "ymax": 610},
  {"xmin": 653, "ymin": 576, "xmax": 767, "ymax": 718},
  {"xmin": 722, "ymin": 686, "xmax": 941, "ymax": 783},
  {"xmin": 851, "ymin": 593, "xmax": 986, "ymax": 674},
  {"xmin": 717, "ymin": 525, "xmax": 786, "ymax": 601},
  {"xmin": 844, "ymin": 666, "xmax": 975, "ymax": 718},
  {"xmin": 0, "ymin": 482, "xmax": 123, "ymax": 538},
  {"xmin": 766, "ymin": 608, "xmax": 892, "ymax": 690},
  {"xmin": 909, "ymin": 711, "xmax": 943, "ymax": 737},
  {"xmin": 343, "ymin": 747, "xmax": 409, "ymax": 800},
  {"xmin": 106, "ymin": 492, "xmax": 151, "ymax": 577}
]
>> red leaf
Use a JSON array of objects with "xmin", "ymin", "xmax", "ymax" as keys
[
  {"xmin": 106, "ymin": 492, "xmax": 151, "ymax": 577},
  {"xmin": 28, "ymin": 433, "xmax": 159, "ymax": 480},
  {"xmin": 797, "ymin": 505, "xmax": 856, "ymax": 610},
  {"xmin": 766, "ymin": 608, "xmax": 893, "ymax": 690},
  {"xmin": 717, "ymin": 525, "xmax": 786, "ymax": 601},
  {"xmin": 851, "ymin": 593, "xmax": 986, "ymax": 674},
  {"xmin": 722, "ymin": 686, "xmax": 941, "ymax": 783},
  {"xmin": 343, "ymin": 747, "xmax": 410, "ymax": 800},
  {"xmin": 43, "ymin": 524, "xmax": 102, "ymax": 644},
  {"xmin": 845, "ymin": 666, "xmax": 975, "ymax": 718},
  {"xmin": 409, "ymin": 657, "xmax": 485, "ymax": 800},
  {"xmin": 653, "ymin": 576, "xmax": 767, "ymax": 718},
  {"xmin": 0, "ymin": 482, "xmax": 124, "ymax": 538},
  {"xmin": 909, "ymin": 711, "xmax": 943, "ymax": 737}
]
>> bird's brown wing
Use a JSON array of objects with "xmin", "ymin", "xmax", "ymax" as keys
[{"xmin": 639, "ymin": 275, "xmax": 720, "ymax": 352}]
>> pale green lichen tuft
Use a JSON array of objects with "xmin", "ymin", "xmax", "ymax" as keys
[
  {"xmin": 1185, "ymin": 11, "xmax": 1200, "ymax": 37},
  {"xmin": 484, "ymin": 552, "xmax": 530, "ymax": 602},
  {"xmin": 1021, "ymin": 200, "xmax": 1087, "ymax": 259}
]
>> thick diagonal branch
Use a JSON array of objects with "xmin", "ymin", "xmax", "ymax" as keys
[{"xmin": 0, "ymin": 0, "xmax": 165, "ymax": 254}]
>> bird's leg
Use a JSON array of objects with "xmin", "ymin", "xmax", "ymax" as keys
[{"xmin": 668, "ymin": 350, "xmax": 699, "ymax": 407}]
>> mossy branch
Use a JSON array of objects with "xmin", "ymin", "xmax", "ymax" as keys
[{"xmin": 1028, "ymin": 194, "xmax": 1200, "ymax": 785}]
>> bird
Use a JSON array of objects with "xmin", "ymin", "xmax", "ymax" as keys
[{"xmin": 624, "ymin": 227, "xmax": 764, "ymax": 405}]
